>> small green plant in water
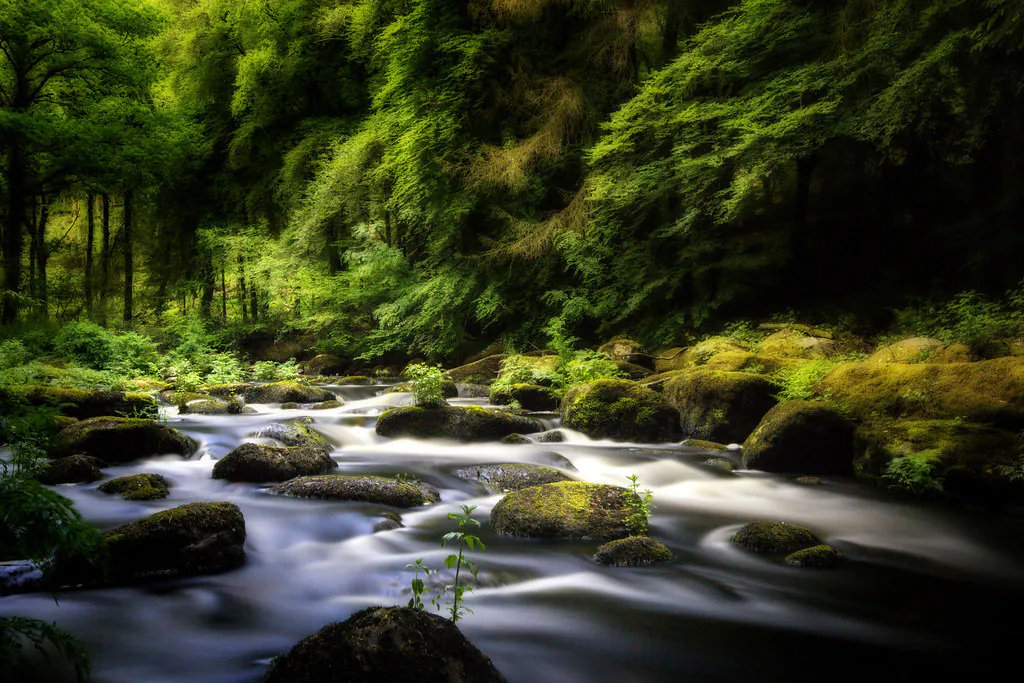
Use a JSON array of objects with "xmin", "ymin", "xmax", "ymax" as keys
[
  {"xmin": 623, "ymin": 473, "xmax": 654, "ymax": 536},
  {"xmin": 404, "ymin": 363, "xmax": 449, "ymax": 407},
  {"xmin": 440, "ymin": 503, "xmax": 485, "ymax": 623},
  {"xmin": 406, "ymin": 558, "xmax": 432, "ymax": 611}
]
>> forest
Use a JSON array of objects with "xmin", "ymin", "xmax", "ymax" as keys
[{"xmin": 3, "ymin": 0, "xmax": 1024, "ymax": 681}]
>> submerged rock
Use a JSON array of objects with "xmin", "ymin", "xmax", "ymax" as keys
[
  {"xmin": 375, "ymin": 405, "xmax": 543, "ymax": 442},
  {"xmin": 593, "ymin": 536, "xmax": 672, "ymax": 567},
  {"xmin": 561, "ymin": 379, "xmax": 681, "ymax": 443},
  {"xmin": 535, "ymin": 429, "xmax": 565, "ymax": 443},
  {"xmin": 742, "ymin": 401, "xmax": 855, "ymax": 476},
  {"xmin": 454, "ymin": 463, "xmax": 571, "ymax": 493},
  {"xmin": 310, "ymin": 399, "xmax": 344, "ymax": 410},
  {"xmin": 684, "ymin": 439, "xmax": 729, "ymax": 451},
  {"xmin": 212, "ymin": 443, "xmax": 337, "ymax": 483},
  {"xmin": 703, "ymin": 457, "xmax": 736, "ymax": 474},
  {"xmin": 784, "ymin": 544, "xmax": 842, "ymax": 568},
  {"xmin": 35, "ymin": 455, "xmax": 105, "ymax": 485},
  {"xmin": 262, "ymin": 605, "xmax": 507, "ymax": 683},
  {"xmin": 373, "ymin": 511, "xmax": 404, "ymax": 532},
  {"xmin": 731, "ymin": 521, "xmax": 819, "ymax": 555},
  {"xmin": 664, "ymin": 369, "xmax": 777, "ymax": 443},
  {"xmin": 52, "ymin": 417, "xmax": 198, "ymax": 463},
  {"xmin": 490, "ymin": 383, "xmax": 559, "ymax": 411},
  {"xmin": 491, "ymin": 481, "xmax": 638, "ymax": 540},
  {"xmin": 501, "ymin": 433, "xmax": 532, "ymax": 444},
  {"xmin": 253, "ymin": 419, "xmax": 331, "ymax": 449},
  {"xmin": 242, "ymin": 381, "xmax": 335, "ymax": 404},
  {"xmin": 268, "ymin": 475, "xmax": 439, "ymax": 507},
  {"xmin": 98, "ymin": 473, "xmax": 170, "ymax": 501}
]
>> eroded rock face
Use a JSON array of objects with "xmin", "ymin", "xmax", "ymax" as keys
[
  {"xmin": 268, "ymin": 475, "xmax": 439, "ymax": 507},
  {"xmin": 742, "ymin": 401, "xmax": 855, "ymax": 476},
  {"xmin": 491, "ymin": 481, "xmax": 638, "ymax": 540},
  {"xmin": 453, "ymin": 463, "xmax": 571, "ymax": 493},
  {"xmin": 561, "ymin": 379, "xmax": 681, "ymax": 443},
  {"xmin": 262, "ymin": 606, "xmax": 507, "ymax": 683},
  {"xmin": 52, "ymin": 417, "xmax": 198, "ymax": 463},
  {"xmin": 375, "ymin": 405, "xmax": 543, "ymax": 442},
  {"xmin": 212, "ymin": 443, "xmax": 337, "ymax": 483},
  {"xmin": 593, "ymin": 536, "xmax": 672, "ymax": 567}
]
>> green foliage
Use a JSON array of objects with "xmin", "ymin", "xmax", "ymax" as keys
[
  {"xmin": 405, "ymin": 558, "xmax": 432, "ymax": 611},
  {"xmin": 0, "ymin": 340, "xmax": 31, "ymax": 369},
  {"xmin": 770, "ymin": 360, "xmax": 841, "ymax": 402},
  {"xmin": 439, "ymin": 504, "xmax": 484, "ymax": 623},
  {"xmin": 0, "ymin": 616, "xmax": 91, "ymax": 683},
  {"xmin": 403, "ymin": 363, "xmax": 450, "ymax": 407},
  {"xmin": 252, "ymin": 359, "xmax": 301, "ymax": 381},
  {"xmin": 53, "ymin": 322, "xmax": 114, "ymax": 370},
  {"xmin": 893, "ymin": 286, "xmax": 1024, "ymax": 356},
  {"xmin": 562, "ymin": 351, "xmax": 624, "ymax": 388},
  {"xmin": 0, "ymin": 406, "xmax": 61, "ymax": 478},
  {"xmin": 622, "ymin": 474, "xmax": 654, "ymax": 537},
  {"xmin": 883, "ymin": 456, "xmax": 945, "ymax": 496},
  {"xmin": 107, "ymin": 333, "xmax": 161, "ymax": 378}
]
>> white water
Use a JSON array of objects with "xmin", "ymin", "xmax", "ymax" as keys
[{"xmin": 3, "ymin": 384, "xmax": 1023, "ymax": 681}]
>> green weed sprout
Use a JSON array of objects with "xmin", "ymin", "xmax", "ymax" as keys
[
  {"xmin": 440, "ymin": 504, "xmax": 485, "ymax": 622},
  {"xmin": 406, "ymin": 558, "xmax": 432, "ymax": 611},
  {"xmin": 623, "ymin": 473, "xmax": 654, "ymax": 536}
]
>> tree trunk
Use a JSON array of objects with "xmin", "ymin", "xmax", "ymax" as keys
[
  {"xmin": 85, "ymin": 193, "xmax": 95, "ymax": 315},
  {"xmin": 249, "ymin": 279, "xmax": 259, "ymax": 322},
  {"xmin": 35, "ymin": 199, "xmax": 49, "ymax": 317},
  {"xmin": 221, "ymin": 265, "xmax": 227, "ymax": 320},
  {"xmin": 2, "ymin": 143, "xmax": 26, "ymax": 325},
  {"xmin": 123, "ymin": 189, "xmax": 133, "ymax": 323},
  {"xmin": 100, "ymin": 193, "xmax": 111, "ymax": 325},
  {"xmin": 238, "ymin": 255, "xmax": 249, "ymax": 323},
  {"xmin": 200, "ymin": 253, "xmax": 214, "ymax": 319}
]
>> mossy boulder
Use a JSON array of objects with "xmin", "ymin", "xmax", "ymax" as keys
[
  {"xmin": 703, "ymin": 457, "xmax": 736, "ymax": 474},
  {"xmin": 866, "ymin": 337, "xmax": 970, "ymax": 364},
  {"xmin": 731, "ymin": 521, "xmax": 820, "ymax": 555},
  {"xmin": 212, "ymin": 443, "xmax": 337, "ymax": 483},
  {"xmin": 784, "ymin": 544, "xmax": 842, "ymax": 568},
  {"xmin": 597, "ymin": 338, "xmax": 654, "ymax": 370},
  {"xmin": 335, "ymin": 375, "xmax": 374, "ymax": 385},
  {"xmin": 535, "ymin": 429, "xmax": 565, "ymax": 443},
  {"xmin": 302, "ymin": 353, "xmax": 350, "ymax": 377},
  {"xmin": 0, "ymin": 386, "xmax": 158, "ymax": 420},
  {"xmin": 683, "ymin": 439, "xmax": 728, "ymax": 451},
  {"xmin": 501, "ymin": 433, "xmax": 532, "ymax": 444},
  {"xmin": 453, "ymin": 464, "xmax": 571, "ymax": 493},
  {"xmin": 98, "ymin": 473, "xmax": 170, "ymax": 501},
  {"xmin": 664, "ymin": 369, "xmax": 777, "ymax": 443},
  {"xmin": 680, "ymin": 337, "xmax": 750, "ymax": 366},
  {"xmin": 489, "ymin": 383, "xmax": 558, "ymax": 411},
  {"xmin": 253, "ymin": 419, "xmax": 331, "ymax": 449},
  {"xmin": 375, "ymin": 405, "xmax": 543, "ymax": 442},
  {"xmin": 491, "ymin": 481, "xmax": 639, "ymax": 540},
  {"xmin": 815, "ymin": 358, "xmax": 1024, "ymax": 428},
  {"xmin": 654, "ymin": 347, "xmax": 688, "ymax": 374},
  {"xmin": 242, "ymin": 381, "xmax": 335, "ymax": 404},
  {"xmin": 613, "ymin": 361, "xmax": 653, "ymax": 380},
  {"xmin": 742, "ymin": 401, "xmax": 855, "ymax": 476},
  {"xmin": 204, "ymin": 383, "xmax": 255, "ymax": 398},
  {"xmin": 52, "ymin": 417, "xmax": 198, "ymax": 463},
  {"xmin": 759, "ymin": 329, "xmax": 841, "ymax": 359},
  {"xmin": 561, "ymin": 379, "xmax": 681, "ymax": 443},
  {"xmin": 180, "ymin": 398, "xmax": 254, "ymax": 415},
  {"xmin": 456, "ymin": 383, "xmax": 490, "ymax": 398},
  {"xmin": 447, "ymin": 354, "xmax": 507, "ymax": 385},
  {"xmin": 593, "ymin": 536, "xmax": 672, "ymax": 567},
  {"xmin": 268, "ymin": 475, "xmax": 439, "ymax": 507},
  {"xmin": 310, "ymin": 399, "xmax": 344, "ymax": 410},
  {"xmin": 36, "ymin": 455, "xmax": 105, "ymax": 485},
  {"xmin": 158, "ymin": 389, "xmax": 209, "ymax": 405},
  {"xmin": 262, "ymin": 606, "xmax": 507, "ymax": 683}
]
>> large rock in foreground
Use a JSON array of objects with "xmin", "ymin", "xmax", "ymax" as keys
[
  {"xmin": 742, "ymin": 401, "xmax": 855, "ymax": 476},
  {"xmin": 52, "ymin": 417, "xmax": 198, "ymax": 462},
  {"xmin": 561, "ymin": 379, "xmax": 681, "ymax": 443},
  {"xmin": 0, "ymin": 386, "xmax": 157, "ymax": 420},
  {"xmin": 454, "ymin": 463, "xmax": 571, "ymax": 493},
  {"xmin": 262, "ymin": 606, "xmax": 507, "ymax": 683},
  {"xmin": 375, "ymin": 405, "xmax": 543, "ymax": 442},
  {"xmin": 212, "ymin": 443, "xmax": 337, "ymax": 482},
  {"xmin": 268, "ymin": 475, "xmax": 439, "ymax": 507},
  {"xmin": 491, "ymin": 481, "xmax": 638, "ymax": 540},
  {"xmin": 242, "ymin": 381, "xmax": 335, "ymax": 404},
  {"xmin": 663, "ymin": 369, "xmax": 776, "ymax": 443}
]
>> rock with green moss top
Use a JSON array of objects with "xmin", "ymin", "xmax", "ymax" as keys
[
  {"xmin": 262, "ymin": 605, "xmax": 507, "ymax": 683},
  {"xmin": 373, "ymin": 511, "xmax": 404, "ymax": 532},
  {"xmin": 759, "ymin": 329, "xmax": 843, "ymax": 359},
  {"xmin": 742, "ymin": 401, "xmax": 855, "ymax": 476},
  {"xmin": 376, "ymin": 405, "xmax": 543, "ymax": 442},
  {"xmin": 731, "ymin": 521, "xmax": 819, "ymax": 555},
  {"xmin": 664, "ymin": 369, "xmax": 776, "ymax": 444},
  {"xmin": 684, "ymin": 439, "xmax": 729, "ymax": 451},
  {"xmin": 682, "ymin": 337, "xmax": 751, "ymax": 366},
  {"xmin": 598, "ymin": 338, "xmax": 653, "ymax": 370},
  {"xmin": 302, "ymin": 353, "xmax": 350, "ymax": 377},
  {"xmin": 36, "ymin": 455, "xmax": 105, "ymax": 484},
  {"xmin": 867, "ymin": 337, "xmax": 971, "ymax": 364},
  {"xmin": 268, "ymin": 475, "xmax": 439, "ymax": 507},
  {"xmin": 212, "ymin": 443, "xmax": 337, "ymax": 483},
  {"xmin": 253, "ymin": 419, "xmax": 330, "ymax": 449},
  {"xmin": 613, "ymin": 361, "xmax": 653, "ymax": 380},
  {"xmin": 447, "ymin": 354, "xmax": 507, "ymax": 385},
  {"xmin": 593, "ymin": 536, "xmax": 672, "ymax": 567},
  {"xmin": 703, "ymin": 457, "xmax": 735, "ymax": 474},
  {"xmin": 99, "ymin": 473, "xmax": 170, "ymax": 501},
  {"xmin": 52, "ymin": 417, "xmax": 198, "ymax": 462},
  {"xmin": 795, "ymin": 476, "xmax": 821, "ymax": 485},
  {"xmin": 204, "ymin": 383, "xmax": 255, "ymax": 398},
  {"xmin": 490, "ymin": 383, "xmax": 558, "ymax": 411},
  {"xmin": 310, "ymin": 399, "xmax": 344, "ymax": 410},
  {"xmin": 501, "ymin": 433, "xmax": 532, "ymax": 444},
  {"xmin": 180, "ymin": 398, "xmax": 255, "ymax": 415},
  {"xmin": 491, "ymin": 481, "xmax": 639, "ymax": 540},
  {"xmin": 242, "ymin": 381, "xmax": 335, "ymax": 404},
  {"xmin": 158, "ymin": 390, "xmax": 209, "ymax": 405},
  {"xmin": 456, "ymin": 383, "xmax": 490, "ymax": 398},
  {"xmin": 561, "ymin": 379, "xmax": 681, "ymax": 443},
  {"xmin": 336, "ymin": 375, "xmax": 375, "ymax": 385},
  {"xmin": 454, "ymin": 463, "xmax": 571, "ymax": 493},
  {"xmin": 63, "ymin": 502, "xmax": 246, "ymax": 586},
  {"xmin": 0, "ymin": 386, "xmax": 158, "ymax": 420},
  {"xmin": 784, "ymin": 544, "xmax": 842, "ymax": 568}
]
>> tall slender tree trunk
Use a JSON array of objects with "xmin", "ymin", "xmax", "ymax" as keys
[
  {"xmin": 85, "ymin": 192, "xmax": 95, "ymax": 315},
  {"xmin": 35, "ymin": 199, "xmax": 49, "ymax": 317},
  {"xmin": 99, "ymin": 193, "xmax": 111, "ymax": 325},
  {"xmin": 122, "ymin": 189, "xmax": 133, "ymax": 323},
  {"xmin": 249, "ymin": 280, "xmax": 259, "ymax": 322},
  {"xmin": 2, "ymin": 143, "xmax": 26, "ymax": 324},
  {"xmin": 221, "ymin": 265, "xmax": 227, "ymax": 320},
  {"xmin": 238, "ymin": 255, "xmax": 249, "ymax": 323},
  {"xmin": 200, "ymin": 253, "xmax": 214, "ymax": 319}
]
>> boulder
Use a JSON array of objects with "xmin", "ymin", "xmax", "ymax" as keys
[
  {"xmin": 680, "ymin": 337, "xmax": 750, "ymax": 367},
  {"xmin": 310, "ymin": 400, "xmax": 344, "ymax": 410},
  {"xmin": 453, "ymin": 464, "xmax": 571, "ymax": 493},
  {"xmin": 333, "ymin": 376, "xmax": 375, "ymax": 385},
  {"xmin": 561, "ymin": 379, "xmax": 681, "ymax": 443},
  {"xmin": 375, "ymin": 405, "xmax": 543, "ymax": 442},
  {"xmin": 731, "ymin": 521, "xmax": 820, "ymax": 555},
  {"xmin": 456, "ymin": 383, "xmax": 490, "ymax": 398},
  {"xmin": 491, "ymin": 481, "xmax": 638, "ymax": 540},
  {"xmin": 593, "ymin": 536, "xmax": 672, "ymax": 567},
  {"xmin": 386, "ymin": 379, "xmax": 459, "ymax": 399},
  {"xmin": 784, "ymin": 544, "xmax": 842, "ymax": 568},
  {"xmin": 212, "ymin": 443, "xmax": 337, "ymax": 483},
  {"xmin": 268, "ymin": 475, "xmax": 439, "ymax": 507},
  {"xmin": 252, "ymin": 419, "xmax": 330, "ymax": 449},
  {"xmin": 535, "ymin": 429, "xmax": 565, "ymax": 443},
  {"xmin": 98, "ymin": 473, "xmax": 170, "ymax": 501},
  {"xmin": 35, "ymin": 455, "xmax": 105, "ymax": 485},
  {"xmin": 447, "ymin": 354, "xmax": 507, "ymax": 385},
  {"xmin": 0, "ymin": 386, "xmax": 157, "ymax": 420},
  {"xmin": 262, "ymin": 606, "xmax": 507, "ymax": 683},
  {"xmin": 866, "ymin": 337, "xmax": 966, "ymax": 364},
  {"xmin": 653, "ymin": 347, "xmax": 688, "ymax": 374},
  {"xmin": 612, "ymin": 361, "xmax": 653, "ymax": 380},
  {"xmin": 489, "ymin": 384, "xmax": 558, "ymax": 411},
  {"xmin": 597, "ymin": 338, "xmax": 654, "ymax": 370},
  {"xmin": 302, "ymin": 354, "xmax": 350, "ymax": 376},
  {"xmin": 51, "ymin": 417, "xmax": 198, "ymax": 462},
  {"xmin": 742, "ymin": 401, "xmax": 855, "ymax": 476},
  {"xmin": 703, "ymin": 457, "xmax": 735, "ymax": 474},
  {"xmin": 683, "ymin": 439, "xmax": 728, "ymax": 451},
  {"xmin": 759, "ymin": 329, "xmax": 841, "ymax": 359},
  {"xmin": 242, "ymin": 381, "xmax": 335, "ymax": 404},
  {"xmin": 663, "ymin": 369, "xmax": 776, "ymax": 443},
  {"xmin": 501, "ymin": 433, "xmax": 531, "ymax": 444},
  {"xmin": 180, "ymin": 398, "xmax": 254, "ymax": 415},
  {"xmin": 203, "ymin": 383, "xmax": 254, "ymax": 398}
]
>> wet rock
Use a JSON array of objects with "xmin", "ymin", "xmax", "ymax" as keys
[
  {"xmin": 280, "ymin": 402, "xmax": 301, "ymax": 409},
  {"xmin": 253, "ymin": 419, "xmax": 330, "ymax": 449},
  {"xmin": 731, "ymin": 521, "xmax": 819, "ymax": 555},
  {"xmin": 212, "ymin": 443, "xmax": 337, "ymax": 483},
  {"xmin": 795, "ymin": 476, "xmax": 822, "ymax": 486},
  {"xmin": 0, "ymin": 386, "xmax": 157, "ymax": 420},
  {"xmin": 386, "ymin": 379, "xmax": 458, "ymax": 400},
  {"xmin": 684, "ymin": 439, "xmax": 729, "ymax": 451},
  {"xmin": 491, "ymin": 481, "xmax": 639, "ymax": 540},
  {"xmin": 376, "ymin": 405, "xmax": 543, "ymax": 442},
  {"xmin": 204, "ymin": 383, "xmax": 255, "ymax": 399},
  {"xmin": 456, "ymin": 383, "xmax": 490, "ymax": 398},
  {"xmin": 664, "ymin": 369, "xmax": 777, "ymax": 444},
  {"xmin": 501, "ymin": 433, "xmax": 532, "ymax": 444},
  {"xmin": 593, "ymin": 536, "xmax": 672, "ymax": 567},
  {"xmin": 242, "ymin": 381, "xmax": 335, "ymax": 404},
  {"xmin": 784, "ymin": 544, "xmax": 842, "ymax": 568},
  {"xmin": 447, "ymin": 354, "xmax": 507, "ymax": 385},
  {"xmin": 535, "ymin": 429, "xmax": 565, "ymax": 443},
  {"xmin": 310, "ymin": 399, "xmax": 344, "ymax": 410},
  {"xmin": 180, "ymin": 397, "xmax": 254, "ymax": 415},
  {"xmin": 302, "ymin": 353, "xmax": 350, "ymax": 377},
  {"xmin": 98, "ymin": 473, "xmax": 170, "ymax": 501},
  {"xmin": 561, "ymin": 379, "xmax": 681, "ymax": 443},
  {"xmin": 373, "ymin": 511, "xmax": 404, "ymax": 532},
  {"xmin": 490, "ymin": 383, "xmax": 558, "ymax": 411},
  {"xmin": 262, "ymin": 605, "xmax": 507, "ymax": 683},
  {"xmin": 703, "ymin": 457, "xmax": 735, "ymax": 474},
  {"xmin": 597, "ymin": 338, "xmax": 654, "ymax": 370},
  {"xmin": 742, "ymin": 401, "xmax": 855, "ymax": 476},
  {"xmin": 268, "ymin": 475, "xmax": 439, "ymax": 507},
  {"xmin": 454, "ymin": 463, "xmax": 571, "ymax": 493},
  {"xmin": 0, "ymin": 561, "xmax": 44, "ymax": 596},
  {"xmin": 52, "ymin": 417, "xmax": 198, "ymax": 463},
  {"xmin": 35, "ymin": 455, "xmax": 105, "ymax": 485}
]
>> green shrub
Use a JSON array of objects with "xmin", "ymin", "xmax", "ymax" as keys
[
  {"xmin": 252, "ymin": 359, "xmax": 300, "ymax": 381},
  {"xmin": 53, "ymin": 322, "xmax": 114, "ymax": 369},
  {"xmin": 770, "ymin": 359, "xmax": 839, "ymax": 402},
  {"xmin": 562, "ymin": 350, "xmax": 624, "ymax": 386},
  {"xmin": 403, "ymin": 363, "xmax": 450, "ymax": 406},
  {"xmin": 107, "ymin": 332, "xmax": 160, "ymax": 377},
  {"xmin": 894, "ymin": 285, "xmax": 1024, "ymax": 356},
  {"xmin": 0, "ymin": 339, "xmax": 30, "ymax": 369}
]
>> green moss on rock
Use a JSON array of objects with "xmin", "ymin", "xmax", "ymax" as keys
[
  {"xmin": 375, "ymin": 405, "xmax": 543, "ymax": 442},
  {"xmin": 703, "ymin": 457, "xmax": 735, "ymax": 474},
  {"xmin": 742, "ymin": 401, "xmax": 855, "ymax": 476},
  {"xmin": 98, "ymin": 473, "xmax": 170, "ymax": 501},
  {"xmin": 664, "ymin": 369, "xmax": 777, "ymax": 443},
  {"xmin": 501, "ymin": 433, "xmax": 532, "ymax": 444},
  {"xmin": 52, "ymin": 417, "xmax": 198, "ymax": 462},
  {"xmin": 731, "ymin": 521, "xmax": 819, "ymax": 555},
  {"xmin": 561, "ymin": 379, "xmax": 681, "ymax": 443},
  {"xmin": 447, "ymin": 354, "xmax": 507, "ymax": 385},
  {"xmin": 212, "ymin": 443, "xmax": 337, "ymax": 482},
  {"xmin": 598, "ymin": 338, "xmax": 654, "ymax": 370},
  {"xmin": 302, "ymin": 354, "xmax": 350, "ymax": 376},
  {"xmin": 253, "ymin": 419, "xmax": 330, "ymax": 449},
  {"xmin": 36, "ymin": 455, "xmax": 105, "ymax": 485},
  {"xmin": 0, "ymin": 386, "xmax": 158, "ymax": 419},
  {"xmin": 593, "ymin": 536, "xmax": 672, "ymax": 567},
  {"xmin": 385, "ymin": 379, "xmax": 458, "ymax": 399},
  {"xmin": 310, "ymin": 399, "xmax": 344, "ymax": 410},
  {"xmin": 784, "ymin": 544, "xmax": 842, "ymax": 568},
  {"xmin": 180, "ymin": 398, "xmax": 254, "ymax": 415},
  {"xmin": 490, "ymin": 383, "xmax": 558, "ymax": 411},
  {"xmin": 453, "ymin": 464, "xmax": 571, "ymax": 493},
  {"xmin": 684, "ymin": 439, "xmax": 728, "ymax": 451},
  {"xmin": 490, "ymin": 481, "xmax": 639, "ymax": 540},
  {"xmin": 269, "ymin": 475, "xmax": 439, "ymax": 507},
  {"xmin": 759, "ymin": 329, "xmax": 843, "ymax": 359},
  {"xmin": 242, "ymin": 381, "xmax": 335, "ymax": 404}
]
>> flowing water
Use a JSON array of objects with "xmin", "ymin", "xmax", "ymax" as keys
[{"xmin": 3, "ymin": 384, "xmax": 1024, "ymax": 681}]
